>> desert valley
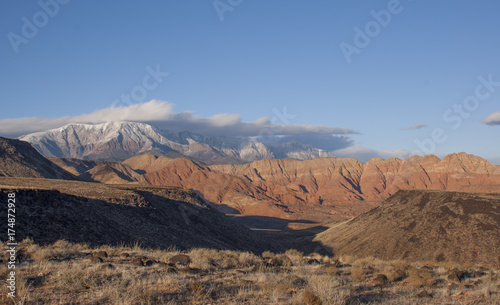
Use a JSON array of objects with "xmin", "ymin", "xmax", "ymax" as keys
[{"xmin": 1, "ymin": 124, "xmax": 500, "ymax": 304}]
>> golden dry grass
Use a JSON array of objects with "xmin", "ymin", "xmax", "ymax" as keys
[{"xmin": 1, "ymin": 239, "xmax": 500, "ymax": 304}]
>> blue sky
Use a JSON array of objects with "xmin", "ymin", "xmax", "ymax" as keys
[{"xmin": 1, "ymin": 0, "xmax": 500, "ymax": 163}]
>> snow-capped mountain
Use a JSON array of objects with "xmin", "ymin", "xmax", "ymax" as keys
[{"xmin": 19, "ymin": 121, "xmax": 334, "ymax": 162}]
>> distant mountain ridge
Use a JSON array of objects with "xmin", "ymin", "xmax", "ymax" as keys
[{"xmin": 19, "ymin": 121, "xmax": 334, "ymax": 163}]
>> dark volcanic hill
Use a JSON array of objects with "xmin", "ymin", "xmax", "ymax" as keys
[
  {"xmin": 0, "ymin": 137, "xmax": 75, "ymax": 180},
  {"xmin": 315, "ymin": 190, "xmax": 500, "ymax": 266},
  {"xmin": 0, "ymin": 177, "xmax": 279, "ymax": 253}
]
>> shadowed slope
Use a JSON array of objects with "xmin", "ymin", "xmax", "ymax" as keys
[
  {"xmin": 0, "ymin": 137, "xmax": 76, "ymax": 180},
  {"xmin": 0, "ymin": 177, "xmax": 279, "ymax": 253},
  {"xmin": 316, "ymin": 190, "xmax": 500, "ymax": 266}
]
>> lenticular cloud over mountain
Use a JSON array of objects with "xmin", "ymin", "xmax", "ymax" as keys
[{"xmin": 0, "ymin": 100, "xmax": 357, "ymax": 138}]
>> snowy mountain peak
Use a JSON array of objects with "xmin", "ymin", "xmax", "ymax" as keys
[{"xmin": 19, "ymin": 121, "xmax": 335, "ymax": 162}]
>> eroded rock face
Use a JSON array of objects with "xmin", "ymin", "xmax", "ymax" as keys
[{"xmin": 124, "ymin": 153, "xmax": 500, "ymax": 218}]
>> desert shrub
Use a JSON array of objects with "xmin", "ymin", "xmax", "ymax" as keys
[
  {"xmin": 0, "ymin": 264, "xmax": 10, "ymax": 281},
  {"xmin": 216, "ymin": 251, "xmax": 240, "ymax": 269},
  {"xmin": 189, "ymin": 280, "xmax": 210, "ymax": 301},
  {"xmin": 98, "ymin": 244, "xmax": 122, "ymax": 257},
  {"xmin": 270, "ymin": 254, "xmax": 293, "ymax": 269},
  {"xmin": 352, "ymin": 256, "xmax": 384, "ymax": 269},
  {"xmin": 339, "ymin": 255, "xmax": 356, "ymax": 265},
  {"xmin": 404, "ymin": 267, "xmax": 434, "ymax": 288},
  {"xmin": 237, "ymin": 251, "xmax": 262, "ymax": 268},
  {"xmin": 326, "ymin": 265, "xmax": 338, "ymax": 276},
  {"xmin": 285, "ymin": 249, "xmax": 304, "ymax": 265},
  {"xmin": 15, "ymin": 275, "xmax": 31, "ymax": 302},
  {"xmin": 320, "ymin": 256, "xmax": 333, "ymax": 265},
  {"xmin": 391, "ymin": 259, "xmax": 410, "ymax": 270},
  {"xmin": 188, "ymin": 248, "xmax": 218, "ymax": 270},
  {"xmin": 258, "ymin": 274, "xmax": 298, "ymax": 295},
  {"xmin": 350, "ymin": 266, "xmax": 365, "ymax": 282},
  {"xmin": 101, "ymin": 278, "xmax": 163, "ymax": 305},
  {"xmin": 28, "ymin": 246, "xmax": 51, "ymax": 264},
  {"xmin": 309, "ymin": 253, "xmax": 324, "ymax": 260},
  {"xmin": 262, "ymin": 251, "xmax": 275, "ymax": 259},
  {"xmin": 307, "ymin": 274, "xmax": 348, "ymax": 304},
  {"xmin": 27, "ymin": 239, "xmax": 88, "ymax": 262},
  {"xmin": 285, "ymin": 249, "xmax": 304, "ymax": 258},
  {"xmin": 52, "ymin": 239, "xmax": 88, "ymax": 251},
  {"xmin": 383, "ymin": 265, "xmax": 407, "ymax": 283},
  {"xmin": 189, "ymin": 249, "xmax": 260, "ymax": 270},
  {"xmin": 438, "ymin": 261, "xmax": 461, "ymax": 269},
  {"xmin": 303, "ymin": 288, "xmax": 322, "ymax": 305},
  {"xmin": 237, "ymin": 283, "xmax": 259, "ymax": 300},
  {"xmin": 0, "ymin": 271, "xmax": 30, "ymax": 304},
  {"xmin": 50, "ymin": 265, "xmax": 97, "ymax": 292}
]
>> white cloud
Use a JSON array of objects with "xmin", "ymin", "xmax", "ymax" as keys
[
  {"xmin": 482, "ymin": 111, "xmax": 500, "ymax": 125},
  {"xmin": 260, "ymin": 134, "xmax": 354, "ymax": 151},
  {"xmin": 0, "ymin": 100, "xmax": 357, "ymax": 138},
  {"xmin": 333, "ymin": 146, "xmax": 420, "ymax": 163},
  {"xmin": 402, "ymin": 123, "xmax": 428, "ymax": 130}
]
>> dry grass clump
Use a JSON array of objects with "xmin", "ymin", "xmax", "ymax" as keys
[
  {"xmin": 258, "ymin": 276, "xmax": 293, "ymax": 295},
  {"xmin": 338, "ymin": 255, "xmax": 356, "ymax": 265},
  {"xmin": 238, "ymin": 251, "xmax": 262, "ymax": 268},
  {"xmin": 382, "ymin": 265, "xmax": 408, "ymax": 283},
  {"xmin": 98, "ymin": 278, "xmax": 164, "ymax": 305},
  {"xmin": 262, "ymin": 250, "xmax": 275, "ymax": 259},
  {"xmin": 22, "ymin": 238, "xmax": 88, "ymax": 263},
  {"xmin": 302, "ymin": 288, "xmax": 322, "ymax": 305},
  {"xmin": 350, "ymin": 266, "xmax": 365, "ymax": 282},
  {"xmin": 307, "ymin": 274, "xmax": 349, "ymax": 304},
  {"xmin": 326, "ymin": 265, "xmax": 339, "ymax": 276},
  {"xmin": 390, "ymin": 259, "xmax": 410, "ymax": 270},
  {"xmin": 352, "ymin": 256, "xmax": 384, "ymax": 268},
  {"xmin": 188, "ymin": 248, "xmax": 262, "ymax": 270},
  {"xmin": 189, "ymin": 280, "xmax": 211, "ymax": 301},
  {"xmin": 49, "ymin": 264, "xmax": 97, "ymax": 292},
  {"xmin": 285, "ymin": 249, "xmax": 304, "ymax": 265},
  {"xmin": 404, "ymin": 266, "xmax": 434, "ymax": 288}
]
